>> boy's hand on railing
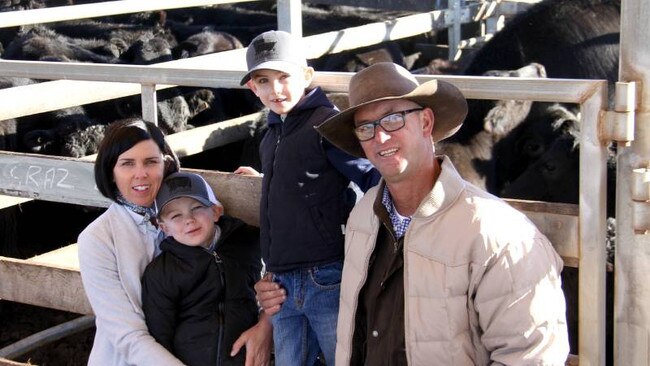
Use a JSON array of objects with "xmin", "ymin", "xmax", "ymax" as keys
[{"xmin": 234, "ymin": 166, "xmax": 261, "ymax": 176}]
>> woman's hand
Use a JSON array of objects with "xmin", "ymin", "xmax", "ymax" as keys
[
  {"xmin": 255, "ymin": 273, "xmax": 286, "ymax": 316},
  {"xmin": 230, "ymin": 312, "xmax": 273, "ymax": 366}
]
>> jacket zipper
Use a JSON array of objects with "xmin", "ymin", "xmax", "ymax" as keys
[
  {"xmin": 267, "ymin": 126, "xmax": 282, "ymax": 262},
  {"xmin": 402, "ymin": 224, "xmax": 411, "ymax": 364},
  {"xmin": 210, "ymin": 250, "xmax": 226, "ymax": 366},
  {"xmin": 270, "ymin": 122, "xmax": 283, "ymax": 172},
  {"xmin": 273, "ymin": 128, "xmax": 282, "ymax": 168}
]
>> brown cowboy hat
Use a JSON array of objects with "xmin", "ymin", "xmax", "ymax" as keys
[{"xmin": 315, "ymin": 62, "xmax": 468, "ymax": 158}]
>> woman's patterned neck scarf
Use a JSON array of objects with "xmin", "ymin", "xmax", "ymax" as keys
[{"xmin": 116, "ymin": 193, "xmax": 156, "ymax": 224}]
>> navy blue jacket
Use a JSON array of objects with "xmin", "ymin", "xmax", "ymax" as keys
[
  {"xmin": 141, "ymin": 216, "xmax": 261, "ymax": 366},
  {"xmin": 259, "ymin": 87, "xmax": 379, "ymax": 272}
]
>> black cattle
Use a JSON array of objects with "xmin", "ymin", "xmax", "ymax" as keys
[
  {"xmin": 0, "ymin": 0, "xmax": 81, "ymax": 11},
  {"xmin": 49, "ymin": 20, "xmax": 168, "ymax": 56},
  {"xmin": 22, "ymin": 112, "xmax": 108, "ymax": 158},
  {"xmin": 61, "ymin": 123, "xmax": 107, "ymax": 158},
  {"xmin": 492, "ymin": 102, "xmax": 579, "ymax": 193},
  {"xmin": 433, "ymin": 0, "xmax": 621, "ymax": 224},
  {"xmin": 313, "ymin": 42, "xmax": 405, "ymax": 72},
  {"xmin": 413, "ymin": 58, "xmax": 462, "ymax": 75},
  {"xmin": 0, "ymin": 0, "xmax": 50, "ymax": 12},
  {"xmin": 455, "ymin": 0, "xmax": 619, "ymax": 145},
  {"xmin": 0, "ymin": 77, "xmax": 37, "ymax": 151},
  {"xmin": 172, "ymin": 30, "xmax": 243, "ymax": 59},
  {"xmin": 450, "ymin": 0, "xmax": 620, "ymax": 201},
  {"xmin": 501, "ymin": 118, "xmax": 617, "ymax": 218},
  {"xmin": 165, "ymin": 27, "xmax": 259, "ymax": 128},
  {"xmin": 435, "ymin": 62, "xmax": 548, "ymax": 192},
  {"xmin": 180, "ymin": 109, "xmax": 267, "ymax": 173},
  {"xmin": 164, "ymin": 3, "xmax": 382, "ymax": 45},
  {"xmin": 458, "ymin": 0, "xmax": 620, "ymax": 212},
  {"xmin": 103, "ymin": 88, "xmax": 191, "ymax": 135},
  {"xmin": 503, "ymin": 130, "xmax": 579, "ymax": 202},
  {"xmin": 462, "ymin": 0, "xmax": 620, "ymax": 97},
  {"xmin": 164, "ymin": 9, "xmax": 275, "ymax": 45},
  {"xmin": 191, "ymin": 88, "xmax": 262, "ymax": 125},
  {"xmin": 21, "ymin": 105, "xmax": 95, "ymax": 154},
  {"xmin": 0, "ymin": 77, "xmax": 100, "ymax": 155},
  {"xmin": 2, "ymin": 26, "xmax": 121, "ymax": 63},
  {"xmin": 118, "ymin": 32, "xmax": 174, "ymax": 64},
  {"xmin": 5, "ymin": 21, "xmax": 179, "ymax": 66},
  {"xmin": 50, "ymin": 19, "xmax": 162, "ymax": 42}
]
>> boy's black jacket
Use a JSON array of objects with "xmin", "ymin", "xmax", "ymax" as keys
[
  {"xmin": 142, "ymin": 215, "xmax": 261, "ymax": 366},
  {"xmin": 260, "ymin": 87, "xmax": 353, "ymax": 272}
]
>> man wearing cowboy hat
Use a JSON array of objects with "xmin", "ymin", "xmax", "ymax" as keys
[
  {"xmin": 255, "ymin": 62, "xmax": 569, "ymax": 364},
  {"xmin": 313, "ymin": 62, "xmax": 569, "ymax": 365}
]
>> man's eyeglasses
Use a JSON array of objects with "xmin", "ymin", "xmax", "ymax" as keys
[{"xmin": 353, "ymin": 108, "xmax": 423, "ymax": 142}]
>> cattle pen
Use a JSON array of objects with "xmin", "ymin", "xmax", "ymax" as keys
[{"xmin": 0, "ymin": 0, "xmax": 647, "ymax": 365}]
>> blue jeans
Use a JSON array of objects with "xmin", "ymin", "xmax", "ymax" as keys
[{"xmin": 271, "ymin": 261, "xmax": 342, "ymax": 366}]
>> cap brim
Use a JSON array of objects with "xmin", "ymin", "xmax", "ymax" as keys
[
  {"xmin": 240, "ymin": 60, "xmax": 307, "ymax": 85},
  {"xmin": 157, "ymin": 195, "xmax": 214, "ymax": 217}
]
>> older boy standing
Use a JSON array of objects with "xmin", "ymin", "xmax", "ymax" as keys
[{"xmin": 234, "ymin": 30, "xmax": 379, "ymax": 365}]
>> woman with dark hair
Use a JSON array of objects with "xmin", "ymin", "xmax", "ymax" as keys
[{"xmin": 78, "ymin": 119, "xmax": 271, "ymax": 365}]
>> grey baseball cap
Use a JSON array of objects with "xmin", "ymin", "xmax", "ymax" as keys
[
  {"xmin": 240, "ymin": 30, "xmax": 308, "ymax": 85},
  {"xmin": 155, "ymin": 172, "xmax": 218, "ymax": 216}
]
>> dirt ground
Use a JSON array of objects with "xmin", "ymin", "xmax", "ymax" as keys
[{"xmin": 0, "ymin": 301, "xmax": 93, "ymax": 366}]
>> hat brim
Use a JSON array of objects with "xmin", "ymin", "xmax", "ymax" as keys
[{"xmin": 315, "ymin": 79, "xmax": 468, "ymax": 158}]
